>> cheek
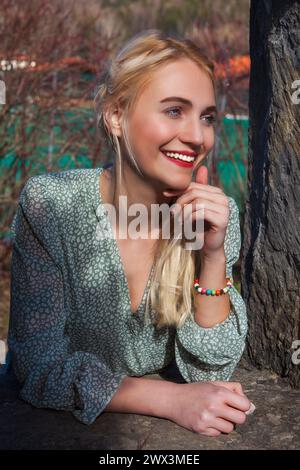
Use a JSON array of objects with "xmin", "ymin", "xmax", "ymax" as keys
[
  {"xmin": 139, "ymin": 115, "xmax": 175, "ymax": 144},
  {"xmin": 205, "ymin": 129, "xmax": 215, "ymax": 148}
]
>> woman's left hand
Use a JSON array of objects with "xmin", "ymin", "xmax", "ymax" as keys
[{"xmin": 163, "ymin": 165, "xmax": 230, "ymax": 258}]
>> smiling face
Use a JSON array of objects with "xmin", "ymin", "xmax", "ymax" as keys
[{"xmin": 111, "ymin": 57, "xmax": 217, "ymax": 192}]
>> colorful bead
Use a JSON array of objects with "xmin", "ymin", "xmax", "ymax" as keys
[{"xmin": 193, "ymin": 277, "xmax": 233, "ymax": 296}]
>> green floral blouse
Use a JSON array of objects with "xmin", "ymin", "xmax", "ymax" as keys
[{"xmin": 6, "ymin": 166, "xmax": 248, "ymax": 425}]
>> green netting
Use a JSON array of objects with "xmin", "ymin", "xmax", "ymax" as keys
[
  {"xmin": 216, "ymin": 115, "xmax": 248, "ymax": 211},
  {"xmin": 0, "ymin": 105, "xmax": 95, "ymax": 181}
]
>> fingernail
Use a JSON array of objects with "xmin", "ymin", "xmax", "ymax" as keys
[{"xmin": 245, "ymin": 402, "xmax": 256, "ymax": 415}]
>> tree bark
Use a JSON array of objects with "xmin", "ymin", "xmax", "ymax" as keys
[{"xmin": 241, "ymin": 0, "xmax": 300, "ymax": 387}]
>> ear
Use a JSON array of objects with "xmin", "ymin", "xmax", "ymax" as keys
[{"xmin": 104, "ymin": 104, "xmax": 123, "ymax": 138}]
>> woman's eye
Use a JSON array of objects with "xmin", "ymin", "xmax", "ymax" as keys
[
  {"xmin": 165, "ymin": 108, "xmax": 217, "ymax": 125},
  {"xmin": 202, "ymin": 114, "xmax": 217, "ymax": 125},
  {"xmin": 165, "ymin": 107, "xmax": 182, "ymax": 118}
]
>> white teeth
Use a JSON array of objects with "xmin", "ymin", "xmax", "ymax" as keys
[{"xmin": 164, "ymin": 151, "xmax": 195, "ymax": 162}]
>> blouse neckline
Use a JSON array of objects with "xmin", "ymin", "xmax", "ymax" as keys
[{"xmin": 93, "ymin": 166, "xmax": 155, "ymax": 317}]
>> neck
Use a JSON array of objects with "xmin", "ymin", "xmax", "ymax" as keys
[{"xmin": 101, "ymin": 163, "xmax": 175, "ymax": 234}]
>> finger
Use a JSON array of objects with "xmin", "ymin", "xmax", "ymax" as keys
[
  {"xmin": 163, "ymin": 189, "xmax": 187, "ymax": 197},
  {"xmin": 218, "ymin": 406, "xmax": 247, "ymax": 425},
  {"xmin": 215, "ymin": 383, "xmax": 254, "ymax": 416},
  {"xmin": 163, "ymin": 181, "xmax": 224, "ymax": 197},
  {"xmin": 179, "ymin": 202, "xmax": 226, "ymax": 219},
  {"xmin": 163, "ymin": 184, "xmax": 222, "ymax": 196},
  {"xmin": 191, "ymin": 208, "xmax": 229, "ymax": 230},
  {"xmin": 189, "ymin": 181, "xmax": 224, "ymax": 194},
  {"xmin": 172, "ymin": 191, "xmax": 229, "ymax": 211},
  {"xmin": 202, "ymin": 427, "xmax": 221, "ymax": 437},
  {"xmin": 212, "ymin": 417, "xmax": 235, "ymax": 434},
  {"xmin": 222, "ymin": 390, "xmax": 251, "ymax": 412},
  {"xmin": 171, "ymin": 194, "xmax": 228, "ymax": 218},
  {"xmin": 195, "ymin": 165, "xmax": 209, "ymax": 185},
  {"xmin": 212, "ymin": 381, "xmax": 246, "ymax": 397},
  {"xmin": 182, "ymin": 210, "xmax": 225, "ymax": 234}
]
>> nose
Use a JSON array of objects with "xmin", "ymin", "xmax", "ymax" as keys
[{"xmin": 179, "ymin": 115, "xmax": 206, "ymax": 151}]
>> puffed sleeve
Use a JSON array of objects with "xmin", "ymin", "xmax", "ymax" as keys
[
  {"xmin": 175, "ymin": 196, "xmax": 248, "ymax": 382},
  {"xmin": 7, "ymin": 176, "xmax": 127, "ymax": 424}
]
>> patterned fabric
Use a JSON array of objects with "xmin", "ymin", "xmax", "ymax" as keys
[{"xmin": 7, "ymin": 167, "xmax": 248, "ymax": 425}]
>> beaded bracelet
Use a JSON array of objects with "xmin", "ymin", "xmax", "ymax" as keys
[{"xmin": 193, "ymin": 277, "xmax": 233, "ymax": 296}]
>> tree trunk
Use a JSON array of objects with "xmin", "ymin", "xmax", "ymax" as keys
[{"xmin": 241, "ymin": 0, "xmax": 300, "ymax": 387}]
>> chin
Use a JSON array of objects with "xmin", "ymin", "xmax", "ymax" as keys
[
  {"xmin": 165, "ymin": 177, "xmax": 191, "ymax": 189},
  {"xmin": 149, "ymin": 167, "xmax": 190, "ymax": 191}
]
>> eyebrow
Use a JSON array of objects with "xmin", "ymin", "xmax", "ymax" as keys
[{"xmin": 160, "ymin": 96, "xmax": 217, "ymax": 113}]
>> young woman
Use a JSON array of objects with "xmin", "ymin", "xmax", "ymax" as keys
[{"xmin": 7, "ymin": 30, "xmax": 253, "ymax": 437}]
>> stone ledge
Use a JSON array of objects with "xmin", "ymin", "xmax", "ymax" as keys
[{"xmin": 0, "ymin": 359, "xmax": 299, "ymax": 450}]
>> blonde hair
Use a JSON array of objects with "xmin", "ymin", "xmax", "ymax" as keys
[{"xmin": 94, "ymin": 29, "xmax": 216, "ymax": 329}]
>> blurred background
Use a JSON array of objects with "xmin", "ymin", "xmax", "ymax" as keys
[{"xmin": 0, "ymin": 0, "xmax": 250, "ymax": 341}]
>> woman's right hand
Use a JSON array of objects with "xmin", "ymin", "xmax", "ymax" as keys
[{"xmin": 169, "ymin": 381, "xmax": 252, "ymax": 437}]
